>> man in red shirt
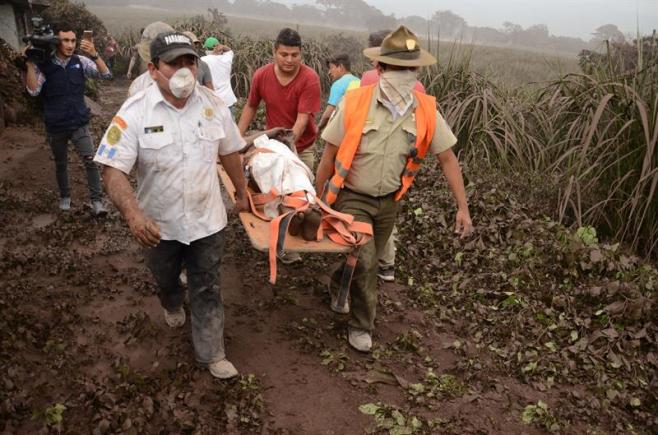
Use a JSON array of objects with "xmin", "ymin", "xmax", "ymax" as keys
[
  {"xmin": 360, "ymin": 29, "xmax": 426, "ymax": 93},
  {"xmin": 238, "ymin": 28, "xmax": 321, "ymax": 172}
]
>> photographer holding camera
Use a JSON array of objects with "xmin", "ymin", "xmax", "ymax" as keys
[{"xmin": 24, "ymin": 21, "xmax": 112, "ymax": 215}]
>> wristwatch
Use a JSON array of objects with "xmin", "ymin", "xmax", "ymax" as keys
[{"xmin": 89, "ymin": 53, "xmax": 99, "ymax": 61}]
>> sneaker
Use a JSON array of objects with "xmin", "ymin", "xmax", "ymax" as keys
[
  {"xmin": 278, "ymin": 251, "xmax": 302, "ymax": 264},
  {"xmin": 208, "ymin": 359, "xmax": 238, "ymax": 379},
  {"xmin": 348, "ymin": 328, "xmax": 372, "ymax": 352},
  {"xmin": 59, "ymin": 197, "xmax": 71, "ymax": 211},
  {"xmin": 377, "ymin": 265, "xmax": 395, "ymax": 282},
  {"xmin": 91, "ymin": 200, "xmax": 108, "ymax": 216},
  {"xmin": 329, "ymin": 283, "xmax": 349, "ymax": 314},
  {"xmin": 163, "ymin": 307, "xmax": 185, "ymax": 328}
]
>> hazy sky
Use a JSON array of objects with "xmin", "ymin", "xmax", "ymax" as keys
[
  {"xmin": 288, "ymin": 0, "xmax": 658, "ymax": 39},
  {"xmin": 369, "ymin": 0, "xmax": 658, "ymax": 39}
]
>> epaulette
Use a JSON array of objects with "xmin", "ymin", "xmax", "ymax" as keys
[
  {"xmin": 197, "ymin": 84, "xmax": 227, "ymax": 109},
  {"xmin": 120, "ymin": 87, "xmax": 148, "ymax": 112}
]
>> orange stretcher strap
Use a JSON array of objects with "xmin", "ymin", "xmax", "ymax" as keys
[{"xmin": 246, "ymin": 189, "xmax": 373, "ymax": 291}]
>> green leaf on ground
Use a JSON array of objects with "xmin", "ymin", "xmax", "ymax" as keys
[{"xmin": 359, "ymin": 403, "xmax": 380, "ymax": 415}]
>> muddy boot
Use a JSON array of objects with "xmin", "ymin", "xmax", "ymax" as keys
[
  {"xmin": 59, "ymin": 197, "xmax": 71, "ymax": 211},
  {"xmin": 288, "ymin": 211, "xmax": 305, "ymax": 237},
  {"xmin": 301, "ymin": 208, "xmax": 322, "ymax": 241},
  {"xmin": 348, "ymin": 328, "xmax": 372, "ymax": 352},
  {"xmin": 208, "ymin": 359, "xmax": 238, "ymax": 379},
  {"xmin": 164, "ymin": 307, "xmax": 185, "ymax": 328},
  {"xmin": 92, "ymin": 200, "xmax": 108, "ymax": 217}
]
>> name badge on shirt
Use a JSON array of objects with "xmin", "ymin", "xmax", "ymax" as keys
[{"xmin": 144, "ymin": 126, "xmax": 164, "ymax": 134}]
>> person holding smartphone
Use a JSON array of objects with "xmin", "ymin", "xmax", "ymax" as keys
[{"xmin": 24, "ymin": 22, "xmax": 112, "ymax": 215}]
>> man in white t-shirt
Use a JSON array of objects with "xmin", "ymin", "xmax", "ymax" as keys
[
  {"xmin": 201, "ymin": 37, "xmax": 237, "ymax": 113},
  {"xmin": 94, "ymin": 32, "xmax": 249, "ymax": 379}
]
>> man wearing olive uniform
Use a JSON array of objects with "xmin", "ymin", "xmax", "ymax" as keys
[{"xmin": 316, "ymin": 26, "xmax": 473, "ymax": 352}]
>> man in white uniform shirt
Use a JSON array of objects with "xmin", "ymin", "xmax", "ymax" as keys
[
  {"xmin": 94, "ymin": 32, "xmax": 249, "ymax": 379},
  {"xmin": 201, "ymin": 37, "xmax": 237, "ymax": 113}
]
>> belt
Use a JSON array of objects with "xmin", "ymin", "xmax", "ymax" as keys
[{"xmin": 342, "ymin": 187, "xmax": 396, "ymax": 200}]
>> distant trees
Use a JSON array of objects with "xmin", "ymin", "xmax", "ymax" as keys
[
  {"xmin": 591, "ymin": 24, "xmax": 626, "ymax": 44},
  {"xmin": 398, "ymin": 15, "xmax": 428, "ymax": 35},
  {"xmin": 431, "ymin": 10, "xmax": 467, "ymax": 39},
  {"xmin": 84, "ymin": 0, "xmax": 632, "ymax": 55},
  {"xmin": 399, "ymin": 9, "xmax": 592, "ymax": 54},
  {"xmin": 315, "ymin": 0, "xmax": 396, "ymax": 31},
  {"xmin": 315, "ymin": 0, "xmax": 350, "ymax": 11},
  {"xmin": 502, "ymin": 21, "xmax": 523, "ymax": 35},
  {"xmin": 201, "ymin": 0, "xmax": 395, "ymax": 31}
]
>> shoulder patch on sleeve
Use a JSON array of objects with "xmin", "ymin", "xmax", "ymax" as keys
[
  {"xmin": 112, "ymin": 116, "xmax": 127, "ymax": 130},
  {"xmin": 96, "ymin": 143, "xmax": 118, "ymax": 160},
  {"xmin": 106, "ymin": 125, "xmax": 123, "ymax": 145}
]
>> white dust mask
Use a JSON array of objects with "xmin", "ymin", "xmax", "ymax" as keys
[
  {"xmin": 379, "ymin": 69, "xmax": 418, "ymax": 117},
  {"xmin": 160, "ymin": 67, "xmax": 196, "ymax": 99}
]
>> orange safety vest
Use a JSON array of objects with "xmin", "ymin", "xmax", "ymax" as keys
[{"xmin": 323, "ymin": 84, "xmax": 437, "ymax": 204}]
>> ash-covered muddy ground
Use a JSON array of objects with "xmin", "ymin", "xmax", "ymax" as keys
[{"xmin": 0, "ymin": 79, "xmax": 656, "ymax": 434}]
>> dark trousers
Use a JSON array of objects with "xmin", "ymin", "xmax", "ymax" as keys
[
  {"xmin": 144, "ymin": 230, "xmax": 226, "ymax": 364},
  {"xmin": 46, "ymin": 125, "xmax": 103, "ymax": 202},
  {"xmin": 330, "ymin": 189, "xmax": 399, "ymax": 331}
]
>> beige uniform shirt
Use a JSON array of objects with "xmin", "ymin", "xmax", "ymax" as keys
[
  {"xmin": 94, "ymin": 84, "xmax": 245, "ymax": 244},
  {"xmin": 321, "ymin": 86, "xmax": 457, "ymax": 197}
]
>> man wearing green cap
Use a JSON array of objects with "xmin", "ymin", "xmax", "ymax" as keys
[
  {"xmin": 316, "ymin": 26, "xmax": 473, "ymax": 352},
  {"xmin": 201, "ymin": 36, "xmax": 237, "ymax": 112}
]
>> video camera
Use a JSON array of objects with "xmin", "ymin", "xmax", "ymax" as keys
[{"xmin": 22, "ymin": 17, "xmax": 59, "ymax": 63}]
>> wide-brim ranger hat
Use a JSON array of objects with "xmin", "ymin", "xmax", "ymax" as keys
[
  {"xmin": 137, "ymin": 21, "xmax": 175, "ymax": 63},
  {"xmin": 150, "ymin": 31, "xmax": 200, "ymax": 63},
  {"xmin": 363, "ymin": 25, "xmax": 436, "ymax": 67}
]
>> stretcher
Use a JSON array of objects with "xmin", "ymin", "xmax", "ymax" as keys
[{"xmin": 217, "ymin": 164, "xmax": 350, "ymax": 253}]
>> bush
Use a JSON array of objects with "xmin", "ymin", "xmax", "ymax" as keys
[
  {"xmin": 423, "ymin": 32, "xmax": 658, "ymax": 258},
  {"xmin": 579, "ymin": 34, "xmax": 658, "ymax": 76}
]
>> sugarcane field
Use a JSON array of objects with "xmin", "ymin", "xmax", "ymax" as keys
[{"xmin": 0, "ymin": 0, "xmax": 657, "ymax": 433}]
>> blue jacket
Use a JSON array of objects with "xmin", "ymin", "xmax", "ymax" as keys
[{"xmin": 39, "ymin": 55, "xmax": 90, "ymax": 132}]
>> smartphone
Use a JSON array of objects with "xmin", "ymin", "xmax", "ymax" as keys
[{"xmin": 82, "ymin": 30, "xmax": 93, "ymax": 42}]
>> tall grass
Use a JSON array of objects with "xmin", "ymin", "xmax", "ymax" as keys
[
  {"xmin": 545, "ymin": 52, "xmax": 658, "ymax": 254},
  {"xmin": 424, "ymin": 34, "xmax": 658, "ymax": 257},
  {"xmin": 109, "ymin": 10, "xmax": 657, "ymax": 257}
]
